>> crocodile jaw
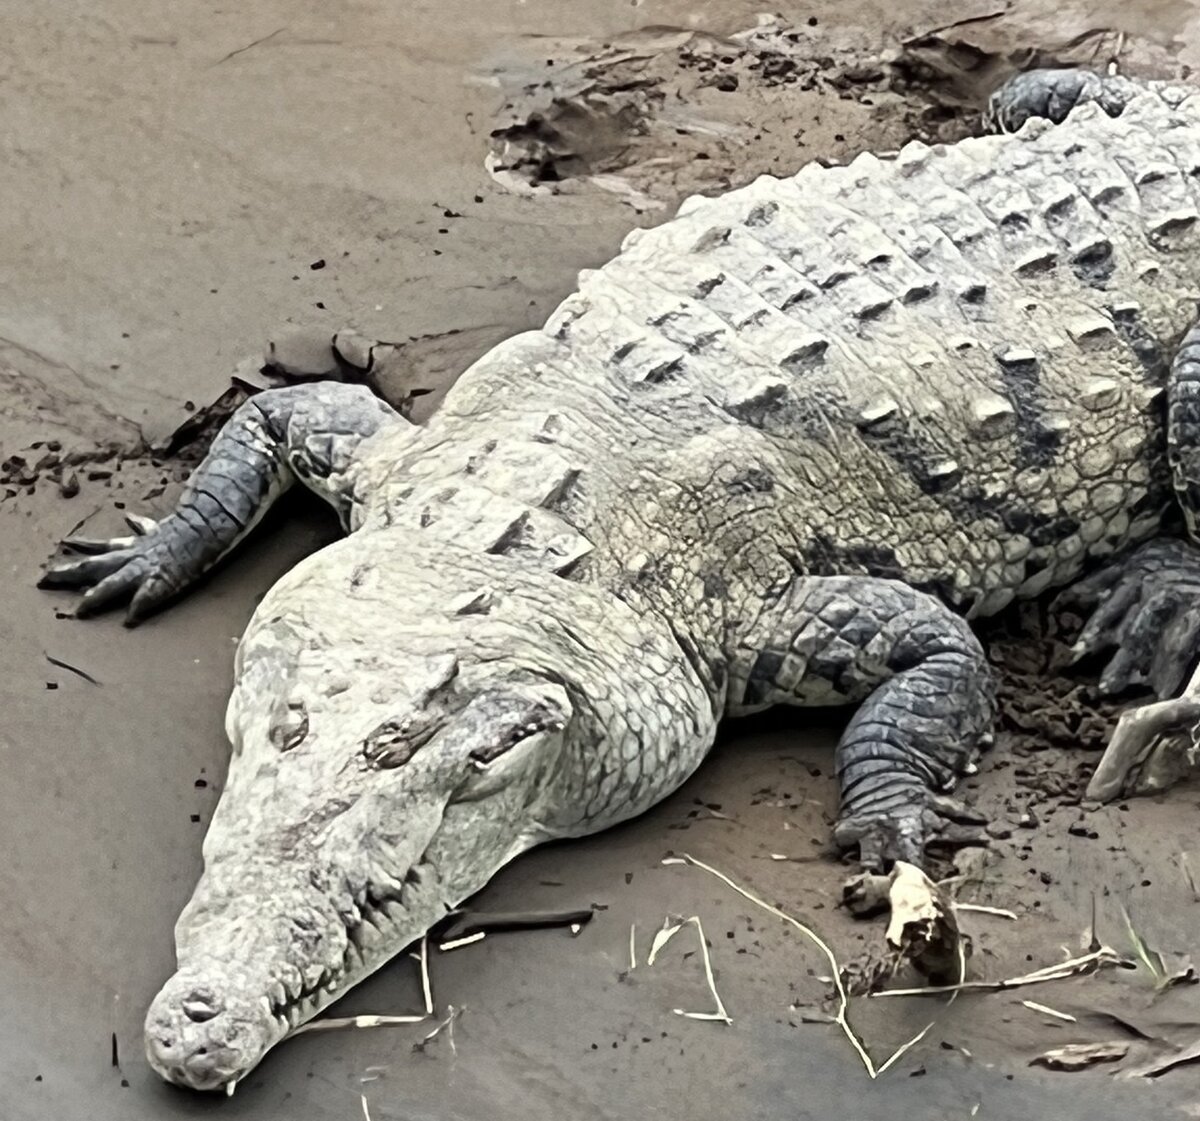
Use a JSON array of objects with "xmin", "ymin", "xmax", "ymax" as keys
[
  {"xmin": 142, "ymin": 675, "xmax": 573, "ymax": 1091},
  {"xmin": 142, "ymin": 855, "xmax": 452, "ymax": 1092}
]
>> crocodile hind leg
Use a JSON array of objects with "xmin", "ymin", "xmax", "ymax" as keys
[
  {"xmin": 1062, "ymin": 320, "xmax": 1200, "ymax": 797},
  {"xmin": 727, "ymin": 575, "xmax": 995, "ymax": 871},
  {"xmin": 39, "ymin": 383, "xmax": 406, "ymax": 624},
  {"xmin": 981, "ymin": 67, "xmax": 1145, "ymax": 133}
]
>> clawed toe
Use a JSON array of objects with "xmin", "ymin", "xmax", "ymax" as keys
[
  {"xmin": 38, "ymin": 549, "xmax": 139, "ymax": 589},
  {"xmin": 1061, "ymin": 541, "xmax": 1200, "ymax": 700},
  {"xmin": 59, "ymin": 533, "xmax": 139, "ymax": 556},
  {"xmin": 834, "ymin": 792, "xmax": 990, "ymax": 873},
  {"xmin": 39, "ymin": 511, "xmax": 179, "ymax": 622},
  {"xmin": 57, "ymin": 513, "xmax": 159, "ymax": 558}
]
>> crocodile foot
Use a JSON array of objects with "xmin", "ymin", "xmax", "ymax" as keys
[
  {"xmin": 983, "ymin": 67, "xmax": 1128, "ymax": 133},
  {"xmin": 1087, "ymin": 693, "xmax": 1200, "ymax": 801},
  {"xmin": 833, "ymin": 790, "xmax": 989, "ymax": 873},
  {"xmin": 1057, "ymin": 539, "xmax": 1200, "ymax": 700},
  {"xmin": 39, "ymin": 510, "xmax": 190, "ymax": 623}
]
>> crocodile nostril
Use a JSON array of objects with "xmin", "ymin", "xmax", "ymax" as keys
[{"xmin": 182, "ymin": 992, "xmax": 221, "ymax": 1023}]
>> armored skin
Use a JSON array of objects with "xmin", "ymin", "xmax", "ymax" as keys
[{"xmin": 40, "ymin": 67, "xmax": 1200, "ymax": 1091}]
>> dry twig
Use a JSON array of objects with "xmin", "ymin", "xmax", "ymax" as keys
[
  {"xmin": 663, "ymin": 854, "xmax": 946, "ymax": 1077},
  {"xmin": 291, "ymin": 1013, "xmax": 427, "ymax": 1037},
  {"xmin": 871, "ymin": 947, "xmax": 1131, "ymax": 998},
  {"xmin": 1032, "ymin": 1041, "xmax": 1129, "ymax": 1070},
  {"xmin": 413, "ymin": 1005, "xmax": 461, "ymax": 1055},
  {"xmin": 1021, "ymin": 999, "xmax": 1076, "ymax": 1022},
  {"xmin": 954, "ymin": 903, "xmax": 1017, "ymax": 920},
  {"xmin": 419, "ymin": 934, "xmax": 433, "ymax": 1016}
]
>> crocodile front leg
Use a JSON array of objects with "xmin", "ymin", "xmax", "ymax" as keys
[
  {"xmin": 727, "ymin": 576, "xmax": 995, "ymax": 871},
  {"xmin": 39, "ymin": 383, "xmax": 407, "ymax": 623}
]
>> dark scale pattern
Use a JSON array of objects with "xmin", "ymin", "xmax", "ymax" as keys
[{"xmin": 1169, "ymin": 321, "xmax": 1200, "ymax": 535}]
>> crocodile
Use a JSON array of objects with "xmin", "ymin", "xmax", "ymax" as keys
[{"xmin": 38, "ymin": 66, "xmax": 1200, "ymax": 1092}]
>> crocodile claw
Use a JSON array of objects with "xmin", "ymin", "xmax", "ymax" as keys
[
  {"xmin": 1056, "ymin": 539, "xmax": 1200, "ymax": 700},
  {"xmin": 833, "ymin": 791, "xmax": 989, "ymax": 873},
  {"xmin": 39, "ymin": 514, "xmax": 182, "ymax": 624}
]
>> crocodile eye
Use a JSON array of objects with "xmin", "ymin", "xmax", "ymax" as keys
[
  {"xmin": 362, "ymin": 720, "xmax": 424, "ymax": 768},
  {"xmin": 468, "ymin": 709, "xmax": 565, "ymax": 768},
  {"xmin": 269, "ymin": 700, "xmax": 309, "ymax": 753}
]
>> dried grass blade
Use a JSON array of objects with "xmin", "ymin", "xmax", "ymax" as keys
[
  {"xmin": 648, "ymin": 920, "xmax": 683, "ymax": 966},
  {"xmin": 663, "ymin": 855, "xmax": 878, "ymax": 1077},
  {"xmin": 291, "ymin": 1013, "xmax": 427, "ymax": 1036},
  {"xmin": 1022, "ymin": 999, "xmax": 1076, "ymax": 1022},
  {"xmin": 954, "ymin": 903, "xmax": 1018, "ymax": 920},
  {"xmin": 419, "ymin": 934, "xmax": 433, "ymax": 1016}
]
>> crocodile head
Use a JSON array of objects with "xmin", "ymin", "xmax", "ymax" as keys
[{"xmin": 143, "ymin": 651, "xmax": 573, "ymax": 1092}]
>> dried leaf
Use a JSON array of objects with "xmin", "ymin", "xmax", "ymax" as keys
[
  {"xmin": 647, "ymin": 921, "xmax": 683, "ymax": 966},
  {"xmin": 1031, "ymin": 1041, "xmax": 1129, "ymax": 1071},
  {"xmin": 886, "ymin": 862, "xmax": 963, "ymax": 982},
  {"xmin": 1122, "ymin": 905, "xmax": 1167, "ymax": 985}
]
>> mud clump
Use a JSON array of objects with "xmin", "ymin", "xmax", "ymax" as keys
[
  {"xmin": 976, "ymin": 603, "xmax": 1141, "ymax": 813},
  {"xmin": 481, "ymin": 18, "xmax": 957, "ymax": 210},
  {"xmin": 483, "ymin": 15, "xmax": 1193, "ymax": 213},
  {"xmin": 982, "ymin": 603, "xmax": 1128, "ymax": 755}
]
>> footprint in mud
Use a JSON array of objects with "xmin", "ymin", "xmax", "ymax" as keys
[
  {"xmin": 480, "ymin": 18, "xmax": 926, "ymax": 209},
  {"xmin": 480, "ymin": 15, "xmax": 1188, "ymax": 211}
]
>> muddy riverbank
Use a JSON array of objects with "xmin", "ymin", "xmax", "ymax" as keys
[{"xmin": 7, "ymin": 2, "xmax": 1200, "ymax": 1118}]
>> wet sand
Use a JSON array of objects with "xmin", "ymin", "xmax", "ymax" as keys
[{"xmin": 7, "ymin": 2, "xmax": 1200, "ymax": 1118}]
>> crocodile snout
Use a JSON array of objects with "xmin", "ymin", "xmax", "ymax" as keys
[{"xmin": 144, "ymin": 972, "xmax": 280, "ymax": 1092}]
